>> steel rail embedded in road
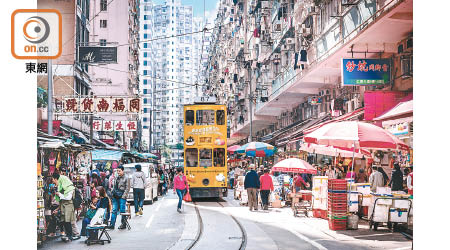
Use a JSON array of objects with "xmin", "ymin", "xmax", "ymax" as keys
[
  {"xmin": 217, "ymin": 201, "xmax": 247, "ymax": 250},
  {"xmin": 188, "ymin": 200, "xmax": 247, "ymax": 250},
  {"xmin": 187, "ymin": 201, "xmax": 204, "ymax": 250}
]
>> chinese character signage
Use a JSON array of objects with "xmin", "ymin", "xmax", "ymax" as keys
[
  {"xmin": 308, "ymin": 96, "xmax": 322, "ymax": 105},
  {"xmin": 62, "ymin": 96, "xmax": 140, "ymax": 114},
  {"xmin": 93, "ymin": 120, "xmax": 137, "ymax": 132},
  {"xmin": 385, "ymin": 122, "xmax": 409, "ymax": 136},
  {"xmin": 342, "ymin": 58, "xmax": 391, "ymax": 86}
]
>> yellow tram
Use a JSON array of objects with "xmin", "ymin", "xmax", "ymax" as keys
[{"xmin": 183, "ymin": 97, "xmax": 228, "ymax": 198}]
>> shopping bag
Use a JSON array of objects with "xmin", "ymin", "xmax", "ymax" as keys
[
  {"xmin": 269, "ymin": 192, "xmax": 276, "ymax": 203},
  {"xmin": 183, "ymin": 190, "xmax": 192, "ymax": 202}
]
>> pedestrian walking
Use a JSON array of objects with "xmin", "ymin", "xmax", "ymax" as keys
[
  {"xmin": 173, "ymin": 168, "xmax": 189, "ymax": 213},
  {"xmin": 229, "ymin": 168, "xmax": 235, "ymax": 189},
  {"xmin": 108, "ymin": 166, "xmax": 131, "ymax": 230},
  {"xmin": 131, "ymin": 164, "xmax": 147, "ymax": 216},
  {"xmin": 378, "ymin": 167, "xmax": 390, "ymax": 186},
  {"xmin": 244, "ymin": 164, "xmax": 260, "ymax": 211},
  {"xmin": 259, "ymin": 169, "xmax": 274, "ymax": 210},
  {"xmin": 52, "ymin": 171, "xmax": 80, "ymax": 242},
  {"xmin": 389, "ymin": 163, "xmax": 404, "ymax": 191},
  {"xmin": 369, "ymin": 166, "xmax": 384, "ymax": 192},
  {"xmin": 356, "ymin": 168, "xmax": 368, "ymax": 183}
]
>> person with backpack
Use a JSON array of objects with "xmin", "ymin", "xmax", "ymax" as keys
[
  {"xmin": 52, "ymin": 171, "xmax": 81, "ymax": 242},
  {"xmin": 108, "ymin": 166, "xmax": 131, "ymax": 230},
  {"xmin": 132, "ymin": 164, "xmax": 147, "ymax": 216}
]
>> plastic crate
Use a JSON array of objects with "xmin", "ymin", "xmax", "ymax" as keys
[
  {"xmin": 329, "ymin": 219, "xmax": 347, "ymax": 231},
  {"xmin": 328, "ymin": 215, "xmax": 348, "ymax": 220},
  {"xmin": 313, "ymin": 209, "xmax": 322, "ymax": 218},
  {"xmin": 320, "ymin": 209, "xmax": 328, "ymax": 219}
]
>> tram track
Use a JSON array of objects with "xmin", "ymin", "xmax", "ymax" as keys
[{"xmin": 188, "ymin": 200, "xmax": 247, "ymax": 250}]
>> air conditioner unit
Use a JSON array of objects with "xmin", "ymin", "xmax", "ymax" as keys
[
  {"xmin": 400, "ymin": 55, "xmax": 413, "ymax": 79},
  {"xmin": 261, "ymin": 1, "xmax": 270, "ymax": 9},
  {"xmin": 273, "ymin": 53, "xmax": 281, "ymax": 60},
  {"xmin": 281, "ymin": 44, "xmax": 289, "ymax": 51},
  {"xmin": 286, "ymin": 38, "xmax": 294, "ymax": 45}
]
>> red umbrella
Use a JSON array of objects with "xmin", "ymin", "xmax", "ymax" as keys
[
  {"xmin": 227, "ymin": 145, "xmax": 241, "ymax": 154},
  {"xmin": 271, "ymin": 158, "xmax": 317, "ymax": 174},
  {"xmin": 304, "ymin": 121, "xmax": 409, "ymax": 150}
]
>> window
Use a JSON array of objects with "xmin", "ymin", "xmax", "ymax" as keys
[
  {"xmin": 143, "ymin": 118, "xmax": 148, "ymax": 122},
  {"xmin": 144, "ymin": 98, "xmax": 148, "ymax": 104},
  {"xmin": 185, "ymin": 110, "xmax": 194, "ymax": 125},
  {"xmin": 100, "ymin": 20, "xmax": 107, "ymax": 28},
  {"xmin": 144, "ymin": 70, "xmax": 148, "ymax": 75},
  {"xmin": 216, "ymin": 110, "xmax": 225, "ymax": 125},
  {"xmin": 144, "ymin": 24, "xmax": 148, "ymax": 29},
  {"xmin": 196, "ymin": 110, "xmax": 214, "ymax": 125},
  {"xmin": 144, "ymin": 108, "xmax": 148, "ymax": 113},
  {"xmin": 144, "ymin": 79, "xmax": 148, "ymax": 85},
  {"xmin": 144, "ymin": 33, "xmax": 148, "ymax": 39},
  {"xmin": 185, "ymin": 148, "xmax": 198, "ymax": 167},
  {"xmin": 100, "ymin": 0, "xmax": 107, "ymax": 11},
  {"xmin": 199, "ymin": 149, "xmax": 212, "ymax": 167},
  {"xmin": 143, "ymin": 89, "xmax": 148, "ymax": 94},
  {"xmin": 143, "ymin": 61, "xmax": 147, "ymax": 66},
  {"xmin": 144, "ymin": 15, "xmax": 149, "ymax": 20},
  {"xmin": 144, "ymin": 43, "xmax": 148, "ymax": 48},
  {"xmin": 214, "ymin": 148, "xmax": 225, "ymax": 167},
  {"xmin": 100, "ymin": 39, "xmax": 107, "ymax": 46},
  {"xmin": 144, "ymin": 52, "xmax": 148, "ymax": 57}
]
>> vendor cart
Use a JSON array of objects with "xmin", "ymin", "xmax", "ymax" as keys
[
  {"xmin": 292, "ymin": 190, "xmax": 313, "ymax": 217},
  {"xmin": 369, "ymin": 196, "xmax": 412, "ymax": 231}
]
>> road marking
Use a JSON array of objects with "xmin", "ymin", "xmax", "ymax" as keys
[
  {"xmin": 145, "ymin": 214, "xmax": 155, "ymax": 228},
  {"xmin": 286, "ymin": 227, "xmax": 328, "ymax": 250},
  {"xmin": 155, "ymin": 197, "xmax": 165, "ymax": 212}
]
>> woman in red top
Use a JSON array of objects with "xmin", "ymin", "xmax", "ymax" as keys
[
  {"xmin": 173, "ymin": 168, "xmax": 189, "ymax": 213},
  {"xmin": 259, "ymin": 169, "xmax": 274, "ymax": 210}
]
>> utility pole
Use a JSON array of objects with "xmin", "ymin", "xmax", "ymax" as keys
[
  {"xmin": 89, "ymin": 91, "xmax": 94, "ymax": 144},
  {"xmin": 247, "ymin": 62, "xmax": 253, "ymax": 143},
  {"xmin": 47, "ymin": 59, "xmax": 53, "ymax": 136}
]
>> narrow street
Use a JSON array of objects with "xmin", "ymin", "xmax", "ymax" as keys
[{"xmin": 40, "ymin": 191, "xmax": 412, "ymax": 250}]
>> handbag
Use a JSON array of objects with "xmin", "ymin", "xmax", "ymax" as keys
[{"xmin": 86, "ymin": 208, "xmax": 97, "ymax": 219}]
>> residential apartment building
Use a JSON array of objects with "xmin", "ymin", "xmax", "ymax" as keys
[
  {"xmin": 89, "ymin": 0, "xmax": 140, "ymax": 150},
  {"xmin": 207, "ymin": 0, "xmax": 413, "ymax": 152},
  {"xmin": 37, "ymin": 0, "xmax": 94, "ymax": 135},
  {"xmin": 144, "ymin": 0, "xmax": 207, "ymax": 167}
]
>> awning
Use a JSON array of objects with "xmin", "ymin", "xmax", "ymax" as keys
[
  {"xmin": 91, "ymin": 149, "xmax": 124, "ymax": 161},
  {"xmin": 374, "ymin": 100, "xmax": 413, "ymax": 121},
  {"xmin": 303, "ymin": 108, "xmax": 364, "ymax": 135}
]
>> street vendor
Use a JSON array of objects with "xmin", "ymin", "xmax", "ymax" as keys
[
  {"xmin": 369, "ymin": 166, "xmax": 384, "ymax": 192},
  {"xmin": 293, "ymin": 174, "xmax": 309, "ymax": 192}
]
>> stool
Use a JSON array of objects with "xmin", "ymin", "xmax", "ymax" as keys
[
  {"xmin": 120, "ymin": 213, "xmax": 131, "ymax": 230},
  {"xmin": 85, "ymin": 224, "xmax": 111, "ymax": 246}
]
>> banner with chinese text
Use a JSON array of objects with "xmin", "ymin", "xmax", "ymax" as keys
[
  {"xmin": 93, "ymin": 120, "xmax": 137, "ymax": 132},
  {"xmin": 62, "ymin": 96, "xmax": 141, "ymax": 114},
  {"xmin": 342, "ymin": 58, "xmax": 391, "ymax": 86}
]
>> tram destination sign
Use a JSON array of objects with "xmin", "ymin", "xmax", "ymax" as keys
[
  {"xmin": 78, "ymin": 46, "xmax": 117, "ymax": 64},
  {"xmin": 342, "ymin": 58, "xmax": 391, "ymax": 86},
  {"xmin": 194, "ymin": 96, "xmax": 217, "ymax": 104}
]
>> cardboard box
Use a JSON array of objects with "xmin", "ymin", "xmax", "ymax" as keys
[{"xmin": 271, "ymin": 200, "xmax": 282, "ymax": 208}]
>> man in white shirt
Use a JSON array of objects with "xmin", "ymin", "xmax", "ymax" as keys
[{"xmin": 369, "ymin": 166, "xmax": 384, "ymax": 192}]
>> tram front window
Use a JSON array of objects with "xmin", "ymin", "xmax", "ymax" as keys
[
  {"xmin": 185, "ymin": 110, "xmax": 194, "ymax": 126},
  {"xmin": 216, "ymin": 110, "xmax": 225, "ymax": 125},
  {"xmin": 196, "ymin": 110, "xmax": 215, "ymax": 125},
  {"xmin": 199, "ymin": 148, "xmax": 212, "ymax": 167},
  {"xmin": 185, "ymin": 148, "xmax": 198, "ymax": 167},
  {"xmin": 214, "ymin": 148, "xmax": 225, "ymax": 167}
]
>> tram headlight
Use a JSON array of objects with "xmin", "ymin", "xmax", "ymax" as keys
[{"xmin": 216, "ymin": 173, "xmax": 225, "ymax": 182}]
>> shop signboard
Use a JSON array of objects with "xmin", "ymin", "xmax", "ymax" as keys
[
  {"xmin": 78, "ymin": 46, "xmax": 117, "ymax": 64},
  {"xmin": 93, "ymin": 120, "xmax": 137, "ymax": 132},
  {"xmin": 385, "ymin": 122, "xmax": 409, "ymax": 136},
  {"xmin": 61, "ymin": 96, "xmax": 140, "ymax": 114},
  {"xmin": 342, "ymin": 58, "xmax": 391, "ymax": 86},
  {"xmin": 40, "ymin": 120, "xmax": 62, "ymax": 136}
]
